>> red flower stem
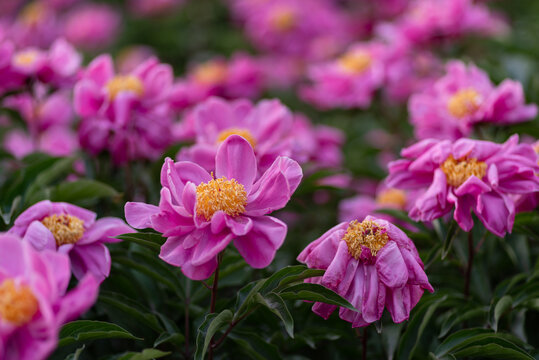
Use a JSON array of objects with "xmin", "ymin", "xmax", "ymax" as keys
[{"xmin": 208, "ymin": 254, "xmax": 222, "ymax": 360}]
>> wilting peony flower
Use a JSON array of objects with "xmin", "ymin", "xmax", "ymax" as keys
[
  {"xmin": 297, "ymin": 216, "xmax": 433, "ymax": 327},
  {"xmin": 8, "ymin": 201, "xmax": 134, "ymax": 282},
  {"xmin": 301, "ymin": 42, "xmax": 386, "ymax": 109},
  {"xmin": 177, "ymin": 97, "xmax": 294, "ymax": 173},
  {"xmin": 74, "ymin": 54, "xmax": 174, "ymax": 164},
  {"xmin": 409, "ymin": 61, "xmax": 537, "ymax": 140},
  {"xmin": 170, "ymin": 54, "xmax": 263, "ymax": 112},
  {"xmin": 125, "ymin": 135, "xmax": 303, "ymax": 280},
  {"xmin": 0, "ymin": 234, "xmax": 98, "ymax": 360},
  {"xmin": 63, "ymin": 4, "xmax": 121, "ymax": 51},
  {"xmin": 385, "ymin": 135, "xmax": 539, "ymax": 237}
]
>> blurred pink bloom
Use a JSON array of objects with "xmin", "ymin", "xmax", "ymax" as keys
[
  {"xmin": 9, "ymin": 200, "xmax": 134, "ymax": 283},
  {"xmin": 376, "ymin": 0, "xmax": 508, "ymax": 46},
  {"xmin": 0, "ymin": 234, "xmax": 98, "ymax": 360},
  {"xmin": 386, "ymin": 135, "xmax": 539, "ymax": 237},
  {"xmin": 301, "ymin": 42, "xmax": 387, "ymax": 109},
  {"xmin": 409, "ymin": 61, "xmax": 538, "ymax": 140},
  {"xmin": 4, "ymin": 127, "xmax": 78, "ymax": 158},
  {"xmin": 177, "ymin": 97, "xmax": 294, "ymax": 173},
  {"xmin": 117, "ymin": 46, "xmax": 156, "ymax": 74},
  {"xmin": 297, "ymin": 216, "xmax": 433, "ymax": 327},
  {"xmin": 257, "ymin": 55, "xmax": 304, "ymax": 90},
  {"xmin": 8, "ymin": 1, "xmax": 62, "ymax": 48},
  {"xmin": 63, "ymin": 4, "xmax": 121, "ymax": 51},
  {"xmin": 125, "ymin": 135, "xmax": 303, "ymax": 280},
  {"xmin": 74, "ymin": 54, "xmax": 175, "ymax": 164},
  {"xmin": 129, "ymin": 0, "xmax": 185, "ymax": 17},
  {"xmin": 170, "ymin": 54, "xmax": 263, "ymax": 111},
  {"xmin": 340, "ymin": 186, "xmax": 412, "ymax": 222}
]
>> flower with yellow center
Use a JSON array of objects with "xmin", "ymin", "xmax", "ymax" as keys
[
  {"xmin": 270, "ymin": 7, "xmax": 296, "ymax": 32},
  {"xmin": 193, "ymin": 61, "xmax": 228, "ymax": 86},
  {"xmin": 376, "ymin": 189, "xmax": 407, "ymax": 209},
  {"xmin": 343, "ymin": 220, "xmax": 389, "ymax": 259},
  {"xmin": 0, "ymin": 279, "xmax": 39, "ymax": 326},
  {"xmin": 447, "ymin": 88, "xmax": 482, "ymax": 118},
  {"xmin": 216, "ymin": 129, "xmax": 257, "ymax": 148},
  {"xmin": 19, "ymin": 2, "xmax": 46, "ymax": 26},
  {"xmin": 106, "ymin": 75, "xmax": 145, "ymax": 100},
  {"xmin": 41, "ymin": 214, "xmax": 85, "ymax": 247},
  {"xmin": 338, "ymin": 51, "xmax": 372, "ymax": 75},
  {"xmin": 13, "ymin": 50, "xmax": 40, "ymax": 67},
  {"xmin": 440, "ymin": 155, "xmax": 487, "ymax": 188},
  {"xmin": 195, "ymin": 176, "xmax": 248, "ymax": 221}
]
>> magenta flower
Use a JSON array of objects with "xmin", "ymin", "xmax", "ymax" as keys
[
  {"xmin": 125, "ymin": 135, "xmax": 303, "ymax": 280},
  {"xmin": 0, "ymin": 234, "xmax": 98, "ymax": 360},
  {"xmin": 8, "ymin": 201, "xmax": 134, "ymax": 283},
  {"xmin": 301, "ymin": 42, "xmax": 387, "ymax": 109},
  {"xmin": 409, "ymin": 61, "xmax": 537, "ymax": 140},
  {"xmin": 63, "ymin": 4, "xmax": 121, "ymax": 51},
  {"xmin": 3, "ymin": 126, "xmax": 78, "ymax": 159},
  {"xmin": 298, "ymin": 216, "xmax": 433, "ymax": 327},
  {"xmin": 74, "ymin": 54, "xmax": 174, "ymax": 164},
  {"xmin": 8, "ymin": 1, "xmax": 62, "ymax": 48},
  {"xmin": 386, "ymin": 135, "xmax": 539, "ymax": 237},
  {"xmin": 177, "ymin": 97, "xmax": 294, "ymax": 173}
]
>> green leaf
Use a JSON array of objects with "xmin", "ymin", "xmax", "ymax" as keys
[
  {"xmin": 64, "ymin": 345, "xmax": 85, "ymax": 360},
  {"xmin": 439, "ymin": 307, "xmax": 487, "ymax": 338},
  {"xmin": 99, "ymin": 292, "xmax": 164, "ymax": 333},
  {"xmin": 278, "ymin": 283, "xmax": 356, "ymax": 311},
  {"xmin": 116, "ymin": 232, "xmax": 165, "ymax": 252},
  {"xmin": 255, "ymin": 292, "xmax": 294, "ymax": 338},
  {"xmin": 153, "ymin": 332, "xmax": 185, "ymax": 348},
  {"xmin": 259, "ymin": 265, "xmax": 324, "ymax": 295},
  {"xmin": 24, "ymin": 157, "xmax": 74, "ymax": 205},
  {"xmin": 194, "ymin": 310, "xmax": 233, "ymax": 360},
  {"xmin": 229, "ymin": 331, "xmax": 281, "ymax": 360},
  {"xmin": 490, "ymin": 295, "xmax": 513, "ymax": 332},
  {"xmin": 114, "ymin": 348, "xmax": 171, "ymax": 360},
  {"xmin": 442, "ymin": 221, "xmax": 459, "ymax": 260},
  {"xmin": 453, "ymin": 344, "xmax": 533, "ymax": 359},
  {"xmin": 58, "ymin": 320, "xmax": 141, "ymax": 347},
  {"xmin": 50, "ymin": 179, "xmax": 119, "ymax": 203},
  {"xmin": 234, "ymin": 279, "xmax": 265, "ymax": 318}
]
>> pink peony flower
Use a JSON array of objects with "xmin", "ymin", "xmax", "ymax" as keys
[
  {"xmin": 301, "ymin": 42, "xmax": 387, "ymax": 109},
  {"xmin": 63, "ymin": 4, "xmax": 121, "ymax": 51},
  {"xmin": 3, "ymin": 127, "xmax": 78, "ymax": 159},
  {"xmin": 409, "ymin": 61, "xmax": 537, "ymax": 140},
  {"xmin": 177, "ymin": 97, "xmax": 294, "ymax": 173},
  {"xmin": 125, "ymin": 135, "xmax": 303, "ymax": 280},
  {"xmin": 74, "ymin": 54, "xmax": 175, "ymax": 164},
  {"xmin": 385, "ymin": 135, "xmax": 539, "ymax": 237},
  {"xmin": 297, "ymin": 216, "xmax": 433, "ymax": 327},
  {"xmin": 0, "ymin": 234, "xmax": 98, "ymax": 360},
  {"xmin": 8, "ymin": 1, "xmax": 62, "ymax": 48},
  {"xmin": 8, "ymin": 201, "xmax": 134, "ymax": 283}
]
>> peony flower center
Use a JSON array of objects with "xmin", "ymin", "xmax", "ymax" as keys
[
  {"xmin": 376, "ymin": 189, "xmax": 407, "ymax": 209},
  {"xmin": 440, "ymin": 155, "xmax": 487, "ymax": 188},
  {"xmin": 343, "ymin": 220, "xmax": 389, "ymax": 259},
  {"xmin": 338, "ymin": 51, "xmax": 372, "ymax": 74},
  {"xmin": 195, "ymin": 176, "xmax": 248, "ymax": 220},
  {"xmin": 19, "ymin": 2, "xmax": 46, "ymax": 26},
  {"xmin": 41, "ymin": 214, "xmax": 85, "ymax": 246},
  {"xmin": 0, "ymin": 279, "xmax": 38, "ymax": 326},
  {"xmin": 270, "ymin": 8, "xmax": 296, "ymax": 32},
  {"xmin": 216, "ymin": 129, "xmax": 257, "ymax": 148},
  {"xmin": 447, "ymin": 88, "xmax": 481, "ymax": 118},
  {"xmin": 193, "ymin": 61, "xmax": 228, "ymax": 85},
  {"xmin": 106, "ymin": 75, "xmax": 144, "ymax": 100},
  {"xmin": 13, "ymin": 50, "xmax": 39, "ymax": 67}
]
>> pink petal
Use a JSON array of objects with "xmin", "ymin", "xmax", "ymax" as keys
[
  {"xmin": 70, "ymin": 243, "xmax": 111, "ymax": 283},
  {"xmin": 124, "ymin": 202, "xmax": 160, "ymax": 229},
  {"xmin": 215, "ymin": 135, "xmax": 257, "ymax": 191},
  {"xmin": 375, "ymin": 242, "xmax": 408, "ymax": 288}
]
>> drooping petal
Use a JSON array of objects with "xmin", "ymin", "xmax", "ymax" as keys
[
  {"xmin": 375, "ymin": 242, "xmax": 408, "ymax": 289},
  {"xmin": 124, "ymin": 202, "xmax": 160, "ymax": 229}
]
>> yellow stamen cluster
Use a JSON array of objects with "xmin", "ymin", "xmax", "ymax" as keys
[
  {"xmin": 447, "ymin": 88, "xmax": 481, "ymax": 118},
  {"xmin": 216, "ymin": 129, "xmax": 257, "ymax": 148},
  {"xmin": 0, "ymin": 279, "xmax": 39, "ymax": 326},
  {"xmin": 376, "ymin": 189, "xmax": 407, "ymax": 209},
  {"xmin": 41, "ymin": 214, "xmax": 85, "ymax": 246},
  {"xmin": 193, "ymin": 61, "xmax": 228, "ymax": 85},
  {"xmin": 440, "ymin": 155, "xmax": 487, "ymax": 188},
  {"xmin": 106, "ymin": 75, "xmax": 144, "ymax": 100},
  {"xmin": 338, "ymin": 51, "xmax": 372, "ymax": 74},
  {"xmin": 13, "ymin": 50, "xmax": 39, "ymax": 67},
  {"xmin": 343, "ymin": 220, "xmax": 389, "ymax": 259},
  {"xmin": 270, "ymin": 8, "xmax": 296, "ymax": 32},
  {"xmin": 195, "ymin": 176, "xmax": 248, "ymax": 220}
]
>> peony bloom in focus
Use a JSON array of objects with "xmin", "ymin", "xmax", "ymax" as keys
[
  {"xmin": 8, "ymin": 201, "xmax": 134, "ymax": 282},
  {"xmin": 74, "ymin": 54, "xmax": 175, "ymax": 164},
  {"xmin": 385, "ymin": 135, "xmax": 539, "ymax": 237},
  {"xmin": 0, "ymin": 234, "xmax": 98, "ymax": 360},
  {"xmin": 177, "ymin": 97, "xmax": 294, "ymax": 173},
  {"xmin": 409, "ymin": 61, "xmax": 537, "ymax": 140},
  {"xmin": 297, "ymin": 216, "xmax": 433, "ymax": 327},
  {"xmin": 301, "ymin": 42, "xmax": 386, "ymax": 109},
  {"xmin": 125, "ymin": 135, "xmax": 303, "ymax": 280}
]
